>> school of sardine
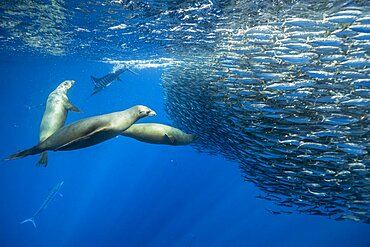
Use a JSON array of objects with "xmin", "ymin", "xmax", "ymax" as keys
[{"xmin": 162, "ymin": 3, "xmax": 370, "ymax": 223}]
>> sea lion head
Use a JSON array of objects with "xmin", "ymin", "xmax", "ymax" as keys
[
  {"xmin": 57, "ymin": 80, "xmax": 76, "ymax": 93},
  {"xmin": 189, "ymin": 134, "xmax": 198, "ymax": 142},
  {"xmin": 136, "ymin": 105, "xmax": 156, "ymax": 117}
]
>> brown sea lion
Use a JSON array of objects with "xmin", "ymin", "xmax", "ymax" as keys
[
  {"xmin": 121, "ymin": 123, "xmax": 196, "ymax": 145},
  {"xmin": 6, "ymin": 105, "xmax": 156, "ymax": 161},
  {"xmin": 38, "ymin": 80, "xmax": 80, "ymax": 167}
]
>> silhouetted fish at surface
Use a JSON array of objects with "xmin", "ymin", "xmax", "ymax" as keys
[
  {"xmin": 20, "ymin": 181, "xmax": 64, "ymax": 228},
  {"xmin": 90, "ymin": 68, "xmax": 127, "ymax": 95}
]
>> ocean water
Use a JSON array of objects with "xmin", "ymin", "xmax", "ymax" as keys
[{"xmin": 1, "ymin": 1, "xmax": 370, "ymax": 247}]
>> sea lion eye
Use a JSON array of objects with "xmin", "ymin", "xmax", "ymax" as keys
[{"xmin": 146, "ymin": 110, "xmax": 156, "ymax": 116}]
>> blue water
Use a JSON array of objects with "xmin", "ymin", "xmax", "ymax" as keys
[{"xmin": 0, "ymin": 55, "xmax": 369, "ymax": 247}]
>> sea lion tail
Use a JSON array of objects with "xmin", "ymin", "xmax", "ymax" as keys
[
  {"xmin": 37, "ymin": 152, "xmax": 48, "ymax": 167},
  {"xmin": 5, "ymin": 146, "xmax": 41, "ymax": 161}
]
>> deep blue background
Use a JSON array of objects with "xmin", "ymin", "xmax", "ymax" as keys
[{"xmin": 0, "ymin": 55, "xmax": 369, "ymax": 247}]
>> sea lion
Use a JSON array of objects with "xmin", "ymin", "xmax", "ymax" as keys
[
  {"xmin": 6, "ymin": 105, "xmax": 156, "ymax": 161},
  {"xmin": 38, "ymin": 80, "xmax": 80, "ymax": 167},
  {"xmin": 121, "ymin": 123, "xmax": 196, "ymax": 145}
]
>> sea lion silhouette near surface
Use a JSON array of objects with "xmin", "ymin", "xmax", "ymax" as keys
[
  {"xmin": 38, "ymin": 80, "xmax": 80, "ymax": 167},
  {"xmin": 6, "ymin": 105, "xmax": 156, "ymax": 161},
  {"xmin": 122, "ymin": 123, "xmax": 196, "ymax": 145}
]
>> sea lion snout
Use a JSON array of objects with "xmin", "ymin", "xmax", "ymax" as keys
[
  {"xmin": 136, "ymin": 105, "xmax": 156, "ymax": 117},
  {"xmin": 58, "ymin": 80, "xmax": 75, "ymax": 91},
  {"xmin": 147, "ymin": 110, "xmax": 156, "ymax": 116}
]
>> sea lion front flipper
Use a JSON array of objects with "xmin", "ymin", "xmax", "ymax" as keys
[
  {"xmin": 54, "ymin": 126, "xmax": 108, "ymax": 151},
  {"xmin": 65, "ymin": 101, "xmax": 82, "ymax": 113},
  {"xmin": 37, "ymin": 151, "xmax": 48, "ymax": 167},
  {"xmin": 164, "ymin": 134, "xmax": 176, "ymax": 144}
]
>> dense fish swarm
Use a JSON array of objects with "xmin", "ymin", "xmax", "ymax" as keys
[{"xmin": 163, "ymin": 3, "xmax": 370, "ymax": 223}]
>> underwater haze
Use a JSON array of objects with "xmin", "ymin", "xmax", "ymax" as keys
[{"xmin": 1, "ymin": 1, "xmax": 370, "ymax": 247}]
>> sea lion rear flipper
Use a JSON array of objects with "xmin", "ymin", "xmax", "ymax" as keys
[
  {"xmin": 5, "ymin": 145, "xmax": 42, "ymax": 161},
  {"xmin": 54, "ymin": 127, "xmax": 107, "ymax": 151},
  {"xmin": 37, "ymin": 152, "xmax": 48, "ymax": 167},
  {"xmin": 66, "ymin": 102, "xmax": 82, "ymax": 113},
  {"xmin": 165, "ymin": 134, "xmax": 176, "ymax": 144}
]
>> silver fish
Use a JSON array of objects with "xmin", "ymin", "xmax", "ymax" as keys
[
  {"xmin": 283, "ymin": 18, "xmax": 321, "ymax": 27},
  {"xmin": 308, "ymin": 37, "xmax": 343, "ymax": 46},
  {"xmin": 356, "ymin": 16, "xmax": 370, "ymax": 24},
  {"xmin": 340, "ymin": 58, "xmax": 370, "ymax": 68},
  {"xmin": 325, "ymin": 15, "xmax": 358, "ymax": 24},
  {"xmin": 276, "ymin": 54, "xmax": 312, "ymax": 64},
  {"xmin": 350, "ymin": 24, "xmax": 370, "ymax": 33}
]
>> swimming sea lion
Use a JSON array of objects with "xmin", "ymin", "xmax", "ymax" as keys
[
  {"xmin": 121, "ymin": 123, "xmax": 196, "ymax": 145},
  {"xmin": 6, "ymin": 105, "xmax": 156, "ymax": 161},
  {"xmin": 38, "ymin": 80, "xmax": 80, "ymax": 167}
]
